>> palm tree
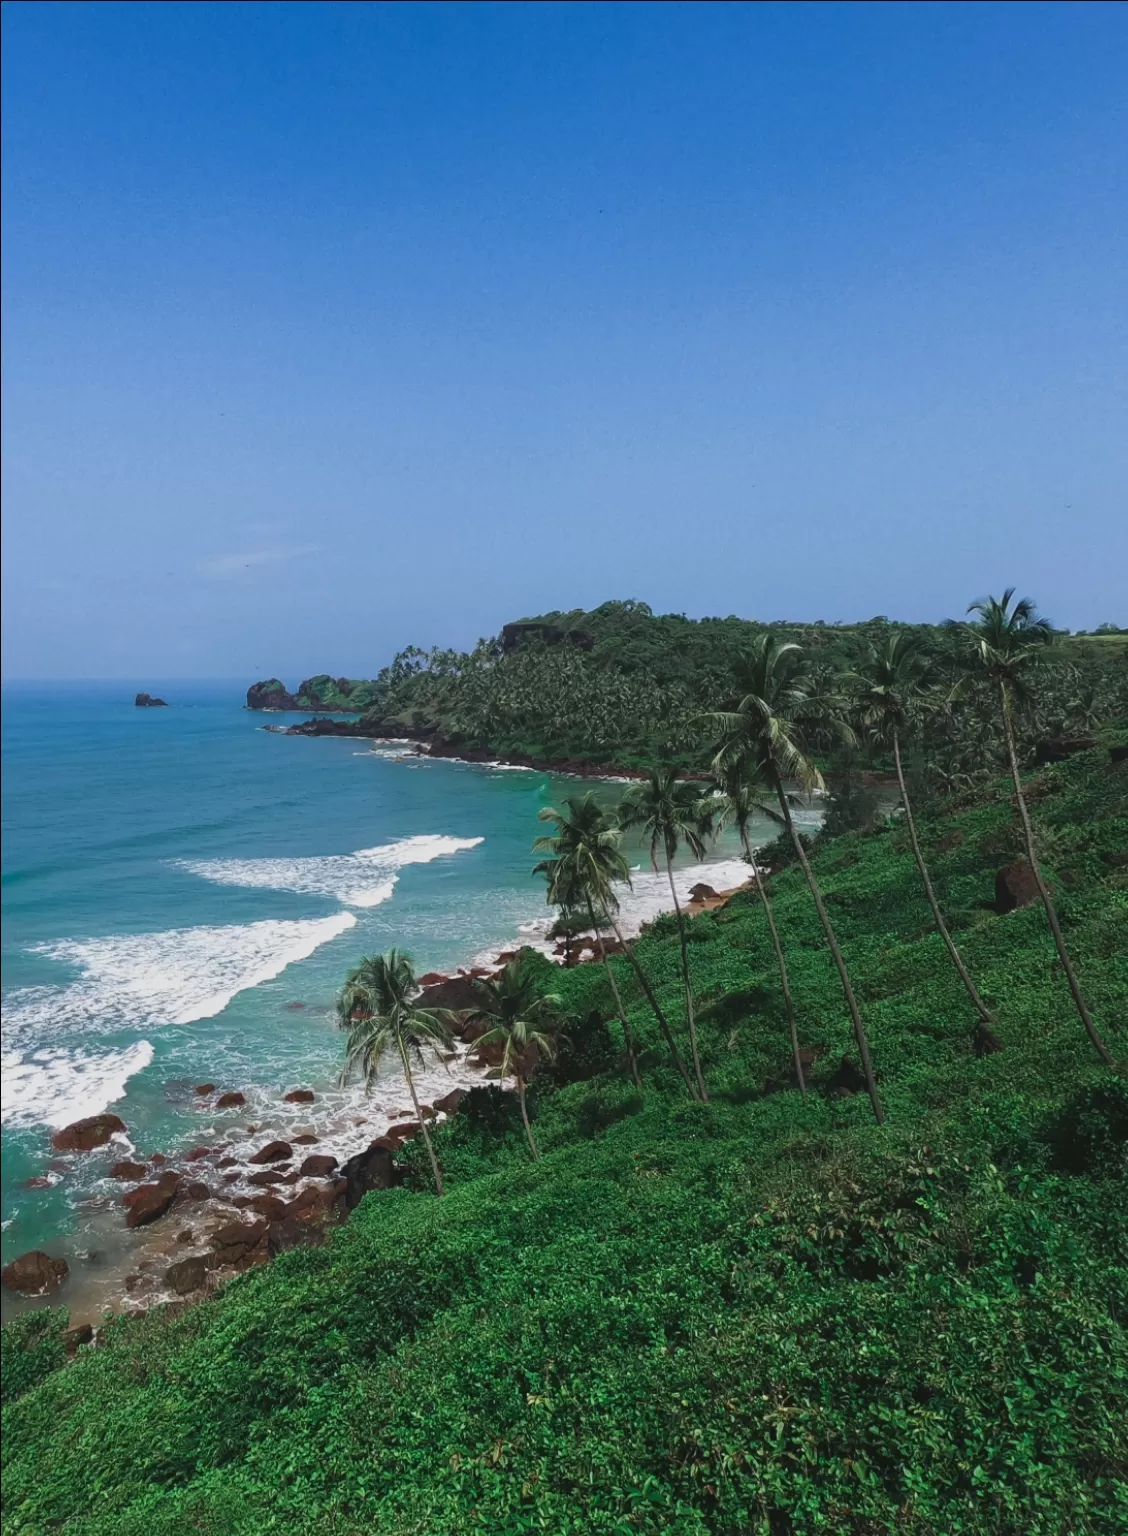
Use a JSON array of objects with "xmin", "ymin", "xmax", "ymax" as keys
[
  {"xmin": 533, "ymin": 795, "xmax": 696, "ymax": 1096},
  {"xmin": 704, "ymin": 634, "xmax": 885, "ymax": 1125},
  {"xmin": 709, "ymin": 767, "xmax": 806, "ymax": 1094},
  {"xmin": 337, "ymin": 949, "xmax": 452, "ymax": 1195},
  {"xmin": 618, "ymin": 768, "xmax": 713, "ymax": 1101},
  {"xmin": 467, "ymin": 958, "xmax": 560, "ymax": 1160},
  {"xmin": 965, "ymin": 591, "xmax": 1112, "ymax": 1065},
  {"xmin": 854, "ymin": 634, "xmax": 1000, "ymax": 1050}
]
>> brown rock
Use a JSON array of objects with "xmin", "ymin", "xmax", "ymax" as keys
[
  {"xmin": 216, "ymin": 1091, "xmax": 246, "ymax": 1109},
  {"xmin": 247, "ymin": 1168, "xmax": 289, "ymax": 1185},
  {"xmin": 62, "ymin": 1323, "xmax": 94, "ymax": 1352},
  {"xmin": 341, "ymin": 1143, "xmax": 396, "ymax": 1211},
  {"xmin": 210, "ymin": 1219, "xmax": 267, "ymax": 1263},
  {"xmin": 995, "ymin": 862, "xmax": 1041, "ymax": 914},
  {"xmin": 284, "ymin": 1185, "xmax": 331, "ymax": 1220},
  {"xmin": 1, "ymin": 1250, "xmax": 69, "ymax": 1295},
  {"xmin": 431, "ymin": 1088, "xmax": 467, "ymax": 1117},
  {"xmin": 384, "ymin": 1121, "xmax": 419, "ymax": 1143},
  {"xmin": 292, "ymin": 1133, "xmax": 319, "ymax": 1145},
  {"xmin": 268, "ymin": 1218, "xmax": 326, "ymax": 1257},
  {"xmin": 688, "ymin": 882, "xmax": 720, "ymax": 901},
  {"xmin": 51, "ymin": 1114, "xmax": 126, "ymax": 1153},
  {"xmin": 165, "ymin": 1255, "xmax": 208, "ymax": 1295},
  {"xmin": 184, "ymin": 1181, "xmax": 212, "ymax": 1201},
  {"xmin": 249, "ymin": 1140, "xmax": 292, "ymax": 1165},
  {"xmin": 149, "ymin": 1153, "xmax": 167, "ymax": 1165},
  {"xmin": 122, "ymin": 1174, "xmax": 181, "ymax": 1228},
  {"xmin": 246, "ymin": 1193, "xmax": 289, "ymax": 1221},
  {"xmin": 186, "ymin": 1146, "xmax": 216, "ymax": 1162},
  {"xmin": 299, "ymin": 1153, "xmax": 338, "ymax": 1177},
  {"xmin": 217, "ymin": 1156, "xmax": 239, "ymax": 1168},
  {"xmin": 283, "ymin": 1089, "xmax": 315, "ymax": 1104},
  {"xmin": 194, "ymin": 1083, "xmax": 216, "ymax": 1096},
  {"xmin": 109, "ymin": 1160, "xmax": 149, "ymax": 1180}
]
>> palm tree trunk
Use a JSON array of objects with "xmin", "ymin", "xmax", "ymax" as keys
[
  {"xmin": 586, "ymin": 897, "xmax": 642, "ymax": 1090},
  {"xmin": 604, "ymin": 910, "xmax": 697, "ymax": 1098},
  {"xmin": 399, "ymin": 1040, "xmax": 444, "ymax": 1195},
  {"xmin": 665, "ymin": 858, "xmax": 708, "ymax": 1101},
  {"xmin": 741, "ymin": 828, "xmax": 805, "ymax": 1095},
  {"xmin": 999, "ymin": 683, "xmax": 1112, "ymax": 1066},
  {"xmin": 774, "ymin": 775, "xmax": 885, "ymax": 1125},
  {"xmin": 892, "ymin": 729, "xmax": 999, "ymax": 1040},
  {"xmin": 516, "ymin": 1076, "xmax": 539, "ymax": 1160}
]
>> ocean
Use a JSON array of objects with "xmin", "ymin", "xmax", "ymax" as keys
[{"xmin": 1, "ymin": 681, "xmax": 809, "ymax": 1318}]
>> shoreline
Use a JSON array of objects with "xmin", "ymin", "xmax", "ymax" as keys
[{"xmin": 3, "ymin": 844, "xmax": 771, "ymax": 1333}]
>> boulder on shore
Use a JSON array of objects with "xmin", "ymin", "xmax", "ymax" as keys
[
  {"xmin": 216, "ymin": 1091, "xmax": 246, "ymax": 1108},
  {"xmin": 165, "ymin": 1255, "xmax": 207, "ymax": 1295},
  {"xmin": 341, "ymin": 1143, "xmax": 396, "ymax": 1211},
  {"xmin": 2, "ymin": 1250, "xmax": 69, "ymax": 1295},
  {"xmin": 249, "ymin": 1139, "xmax": 292, "ymax": 1165},
  {"xmin": 299, "ymin": 1153, "xmax": 338, "ymax": 1177},
  {"xmin": 52, "ymin": 1114, "xmax": 126, "ymax": 1153},
  {"xmin": 109, "ymin": 1160, "xmax": 149, "ymax": 1180},
  {"xmin": 995, "ymin": 862, "xmax": 1042, "ymax": 914},
  {"xmin": 122, "ymin": 1173, "xmax": 181, "ymax": 1228},
  {"xmin": 284, "ymin": 1089, "xmax": 315, "ymax": 1104},
  {"xmin": 431, "ymin": 1088, "xmax": 467, "ymax": 1117}
]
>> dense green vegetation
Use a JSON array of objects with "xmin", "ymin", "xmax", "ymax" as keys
[
  {"xmin": 337, "ymin": 600, "xmax": 1128, "ymax": 775},
  {"xmin": 5, "ymin": 720, "xmax": 1126, "ymax": 1532}
]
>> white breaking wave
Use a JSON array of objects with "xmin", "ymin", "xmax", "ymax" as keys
[
  {"xmin": 5, "ymin": 913, "xmax": 357, "ymax": 1043},
  {"xmin": 1, "ymin": 1041, "xmax": 155, "ymax": 1131},
  {"xmin": 176, "ymin": 833, "xmax": 483, "ymax": 908}
]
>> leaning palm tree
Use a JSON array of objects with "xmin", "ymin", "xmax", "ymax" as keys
[
  {"xmin": 965, "ymin": 591, "xmax": 1112, "ymax": 1065},
  {"xmin": 467, "ymin": 958, "xmax": 560, "ymax": 1160},
  {"xmin": 709, "ymin": 767, "xmax": 806, "ymax": 1094},
  {"xmin": 704, "ymin": 634, "xmax": 885, "ymax": 1124},
  {"xmin": 337, "ymin": 949, "xmax": 452, "ymax": 1195},
  {"xmin": 854, "ymin": 634, "xmax": 1000, "ymax": 1050},
  {"xmin": 618, "ymin": 769, "xmax": 713, "ymax": 1101},
  {"xmin": 534, "ymin": 795, "xmax": 695, "ymax": 1096}
]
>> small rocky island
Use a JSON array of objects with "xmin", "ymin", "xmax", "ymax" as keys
[{"xmin": 135, "ymin": 693, "xmax": 168, "ymax": 707}]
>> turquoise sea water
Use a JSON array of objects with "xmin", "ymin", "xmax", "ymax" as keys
[{"xmin": 2, "ymin": 682, "xmax": 777, "ymax": 1314}]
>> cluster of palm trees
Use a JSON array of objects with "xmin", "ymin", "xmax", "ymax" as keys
[
  {"xmin": 534, "ymin": 592, "xmax": 1115, "ymax": 1126},
  {"xmin": 336, "ymin": 592, "xmax": 1115, "ymax": 1195}
]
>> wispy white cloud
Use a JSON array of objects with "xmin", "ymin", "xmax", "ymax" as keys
[{"xmin": 199, "ymin": 544, "xmax": 319, "ymax": 578}]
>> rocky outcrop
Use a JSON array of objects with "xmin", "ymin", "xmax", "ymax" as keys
[
  {"xmin": 122, "ymin": 1173, "xmax": 181, "ymax": 1228},
  {"xmin": 216, "ymin": 1091, "xmax": 246, "ymax": 1109},
  {"xmin": 284, "ymin": 1089, "xmax": 316, "ymax": 1104},
  {"xmin": 299, "ymin": 1154, "xmax": 338, "ymax": 1177},
  {"xmin": 341, "ymin": 1143, "xmax": 396, "ymax": 1211},
  {"xmin": 431, "ymin": 1089, "xmax": 467, "ymax": 1117},
  {"xmin": 247, "ymin": 679, "xmax": 302, "ymax": 711},
  {"xmin": 52, "ymin": 1114, "xmax": 127, "ymax": 1152},
  {"xmin": 418, "ymin": 972, "xmax": 482, "ymax": 1011},
  {"xmin": 2, "ymin": 1250, "xmax": 69, "ymax": 1295},
  {"xmin": 194, "ymin": 1083, "xmax": 216, "ymax": 1095},
  {"xmin": 165, "ymin": 1256, "xmax": 207, "ymax": 1295},
  {"xmin": 501, "ymin": 620, "xmax": 593, "ymax": 653},
  {"xmin": 249, "ymin": 1140, "xmax": 292, "ymax": 1165},
  {"xmin": 209, "ymin": 1220, "xmax": 268, "ymax": 1267},
  {"xmin": 135, "ymin": 693, "xmax": 168, "ymax": 707},
  {"xmin": 109, "ymin": 1160, "xmax": 149, "ymax": 1180},
  {"xmin": 275, "ymin": 715, "xmax": 370, "ymax": 737},
  {"xmin": 995, "ymin": 862, "xmax": 1042, "ymax": 914}
]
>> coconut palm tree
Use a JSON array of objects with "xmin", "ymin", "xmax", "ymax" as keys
[
  {"xmin": 618, "ymin": 769, "xmax": 713, "ymax": 1100},
  {"xmin": 854, "ymin": 634, "xmax": 1000, "ymax": 1050},
  {"xmin": 533, "ymin": 794, "xmax": 696, "ymax": 1096},
  {"xmin": 965, "ymin": 591, "xmax": 1112, "ymax": 1065},
  {"xmin": 709, "ymin": 767, "xmax": 806, "ymax": 1094},
  {"xmin": 467, "ymin": 958, "xmax": 560, "ymax": 1160},
  {"xmin": 336, "ymin": 949, "xmax": 452, "ymax": 1195},
  {"xmin": 704, "ymin": 634, "xmax": 885, "ymax": 1124}
]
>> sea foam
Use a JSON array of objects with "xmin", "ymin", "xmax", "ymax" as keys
[
  {"xmin": 1, "ymin": 1041, "xmax": 155, "ymax": 1131},
  {"xmin": 175, "ymin": 833, "xmax": 483, "ymax": 908}
]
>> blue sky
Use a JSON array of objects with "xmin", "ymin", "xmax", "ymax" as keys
[{"xmin": 2, "ymin": 1, "xmax": 1125, "ymax": 679}]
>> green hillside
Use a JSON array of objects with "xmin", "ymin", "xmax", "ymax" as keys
[{"xmin": 4, "ymin": 742, "xmax": 1126, "ymax": 1535}]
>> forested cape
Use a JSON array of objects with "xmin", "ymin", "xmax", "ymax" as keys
[
  {"xmin": 255, "ymin": 600, "xmax": 1128, "ymax": 775},
  {"xmin": 4, "ymin": 742, "xmax": 1126, "ymax": 1533}
]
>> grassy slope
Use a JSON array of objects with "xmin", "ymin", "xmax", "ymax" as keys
[{"xmin": 3, "ymin": 748, "xmax": 1127, "ymax": 1535}]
